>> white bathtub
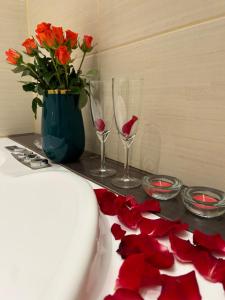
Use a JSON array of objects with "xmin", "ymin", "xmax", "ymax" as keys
[{"xmin": 0, "ymin": 138, "xmax": 111, "ymax": 300}]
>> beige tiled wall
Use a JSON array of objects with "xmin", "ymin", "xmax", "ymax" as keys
[
  {"xmin": 27, "ymin": 0, "xmax": 225, "ymax": 190},
  {"xmin": 0, "ymin": 0, "xmax": 34, "ymax": 136}
]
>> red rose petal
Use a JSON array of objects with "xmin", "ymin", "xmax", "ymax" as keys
[
  {"xmin": 117, "ymin": 234, "xmax": 174, "ymax": 269},
  {"xmin": 95, "ymin": 118, "xmax": 105, "ymax": 132},
  {"xmin": 192, "ymin": 249, "xmax": 225, "ymax": 287},
  {"xmin": 104, "ymin": 288, "xmax": 143, "ymax": 300},
  {"xmin": 94, "ymin": 189, "xmax": 118, "ymax": 215},
  {"xmin": 141, "ymin": 261, "xmax": 161, "ymax": 287},
  {"xmin": 169, "ymin": 233, "xmax": 197, "ymax": 263},
  {"xmin": 124, "ymin": 195, "xmax": 138, "ymax": 208},
  {"xmin": 117, "ymin": 253, "xmax": 161, "ymax": 291},
  {"xmin": 158, "ymin": 271, "xmax": 202, "ymax": 300},
  {"xmin": 193, "ymin": 230, "xmax": 225, "ymax": 255},
  {"xmin": 122, "ymin": 115, "xmax": 138, "ymax": 136},
  {"xmin": 118, "ymin": 206, "xmax": 142, "ymax": 230},
  {"xmin": 137, "ymin": 199, "xmax": 161, "ymax": 213},
  {"xmin": 117, "ymin": 253, "xmax": 145, "ymax": 290},
  {"xmin": 139, "ymin": 217, "xmax": 188, "ymax": 237},
  {"xmin": 111, "ymin": 223, "xmax": 126, "ymax": 240}
]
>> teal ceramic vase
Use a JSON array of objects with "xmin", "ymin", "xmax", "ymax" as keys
[{"xmin": 41, "ymin": 92, "xmax": 85, "ymax": 163}]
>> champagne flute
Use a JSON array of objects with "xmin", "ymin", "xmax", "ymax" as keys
[
  {"xmin": 89, "ymin": 80, "xmax": 116, "ymax": 177},
  {"xmin": 112, "ymin": 78, "xmax": 142, "ymax": 188}
]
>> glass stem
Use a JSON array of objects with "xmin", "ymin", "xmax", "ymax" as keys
[
  {"xmin": 123, "ymin": 142, "xmax": 130, "ymax": 179},
  {"xmin": 100, "ymin": 139, "xmax": 106, "ymax": 171}
]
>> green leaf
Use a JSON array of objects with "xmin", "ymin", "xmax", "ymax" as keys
[
  {"xmin": 22, "ymin": 69, "xmax": 32, "ymax": 77},
  {"xmin": 78, "ymin": 89, "xmax": 88, "ymax": 109},
  {"xmin": 32, "ymin": 98, "xmax": 37, "ymax": 119},
  {"xmin": 22, "ymin": 82, "xmax": 36, "ymax": 92},
  {"xmin": 36, "ymin": 98, "xmax": 43, "ymax": 107},
  {"xmin": 37, "ymin": 85, "xmax": 45, "ymax": 95},
  {"xmin": 32, "ymin": 97, "xmax": 43, "ymax": 119},
  {"xmin": 44, "ymin": 72, "xmax": 56, "ymax": 84},
  {"xmin": 12, "ymin": 65, "xmax": 26, "ymax": 73},
  {"xmin": 70, "ymin": 86, "xmax": 81, "ymax": 94}
]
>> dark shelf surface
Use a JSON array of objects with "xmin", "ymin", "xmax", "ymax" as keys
[{"xmin": 9, "ymin": 133, "xmax": 225, "ymax": 238}]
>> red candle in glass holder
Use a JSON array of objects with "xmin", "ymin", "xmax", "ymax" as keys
[
  {"xmin": 152, "ymin": 181, "xmax": 172, "ymax": 187},
  {"xmin": 193, "ymin": 194, "xmax": 218, "ymax": 210},
  {"xmin": 151, "ymin": 180, "xmax": 173, "ymax": 194}
]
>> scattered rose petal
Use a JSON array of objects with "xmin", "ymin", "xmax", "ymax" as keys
[
  {"xmin": 139, "ymin": 217, "xmax": 188, "ymax": 237},
  {"xmin": 118, "ymin": 206, "xmax": 142, "ymax": 230},
  {"xmin": 192, "ymin": 249, "xmax": 225, "ymax": 288},
  {"xmin": 193, "ymin": 230, "xmax": 225, "ymax": 255},
  {"xmin": 95, "ymin": 118, "xmax": 105, "ymax": 132},
  {"xmin": 124, "ymin": 195, "xmax": 138, "ymax": 208},
  {"xmin": 104, "ymin": 288, "xmax": 143, "ymax": 300},
  {"xmin": 117, "ymin": 253, "xmax": 161, "ymax": 290},
  {"xmin": 141, "ymin": 260, "xmax": 162, "ymax": 287},
  {"xmin": 169, "ymin": 233, "xmax": 197, "ymax": 263},
  {"xmin": 122, "ymin": 115, "xmax": 138, "ymax": 136},
  {"xmin": 158, "ymin": 271, "xmax": 202, "ymax": 300},
  {"xmin": 117, "ymin": 253, "xmax": 145, "ymax": 290},
  {"xmin": 117, "ymin": 234, "xmax": 174, "ymax": 269},
  {"xmin": 137, "ymin": 199, "xmax": 161, "ymax": 213},
  {"xmin": 111, "ymin": 223, "xmax": 126, "ymax": 240},
  {"xmin": 94, "ymin": 189, "xmax": 118, "ymax": 216}
]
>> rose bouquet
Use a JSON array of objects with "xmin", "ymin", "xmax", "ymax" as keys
[{"xmin": 5, "ymin": 22, "xmax": 94, "ymax": 118}]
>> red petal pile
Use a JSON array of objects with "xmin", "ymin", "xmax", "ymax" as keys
[
  {"xmin": 169, "ymin": 233, "xmax": 225, "ymax": 290},
  {"xmin": 192, "ymin": 249, "xmax": 225, "ymax": 287},
  {"xmin": 94, "ymin": 188, "xmax": 225, "ymax": 299},
  {"xmin": 94, "ymin": 189, "xmax": 161, "ymax": 229},
  {"xmin": 137, "ymin": 199, "xmax": 161, "ymax": 213},
  {"xmin": 193, "ymin": 230, "xmax": 225, "ymax": 254},
  {"xmin": 139, "ymin": 218, "xmax": 188, "ymax": 237},
  {"xmin": 117, "ymin": 234, "xmax": 174, "ymax": 269}
]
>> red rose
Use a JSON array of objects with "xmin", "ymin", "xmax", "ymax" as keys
[
  {"xmin": 35, "ymin": 22, "xmax": 51, "ymax": 34},
  {"xmin": 5, "ymin": 49, "xmax": 22, "ymax": 65},
  {"xmin": 65, "ymin": 30, "xmax": 78, "ymax": 49},
  {"xmin": 80, "ymin": 35, "xmax": 93, "ymax": 52},
  {"xmin": 22, "ymin": 38, "xmax": 37, "ymax": 55},
  {"xmin": 37, "ymin": 29, "xmax": 55, "ymax": 48},
  {"xmin": 52, "ymin": 26, "xmax": 64, "ymax": 45},
  {"xmin": 55, "ymin": 45, "xmax": 70, "ymax": 65},
  {"xmin": 84, "ymin": 35, "xmax": 93, "ymax": 49}
]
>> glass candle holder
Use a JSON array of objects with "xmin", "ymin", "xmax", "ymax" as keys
[
  {"xmin": 182, "ymin": 186, "xmax": 225, "ymax": 218},
  {"xmin": 142, "ymin": 175, "xmax": 182, "ymax": 200}
]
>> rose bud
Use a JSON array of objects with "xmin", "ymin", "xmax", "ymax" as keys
[
  {"xmin": 22, "ymin": 38, "xmax": 37, "ymax": 55},
  {"xmin": 55, "ymin": 45, "xmax": 71, "ymax": 65},
  {"xmin": 52, "ymin": 26, "xmax": 64, "ymax": 45},
  {"xmin": 80, "ymin": 35, "xmax": 93, "ymax": 52},
  {"xmin": 65, "ymin": 30, "xmax": 78, "ymax": 49},
  {"xmin": 35, "ymin": 22, "xmax": 51, "ymax": 34},
  {"xmin": 5, "ymin": 49, "xmax": 22, "ymax": 65}
]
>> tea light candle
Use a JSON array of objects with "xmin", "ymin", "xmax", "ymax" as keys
[
  {"xmin": 142, "ymin": 175, "xmax": 182, "ymax": 200},
  {"xmin": 192, "ymin": 194, "xmax": 218, "ymax": 210},
  {"xmin": 182, "ymin": 187, "xmax": 225, "ymax": 218},
  {"xmin": 193, "ymin": 194, "xmax": 218, "ymax": 203},
  {"xmin": 152, "ymin": 181, "xmax": 172, "ymax": 188}
]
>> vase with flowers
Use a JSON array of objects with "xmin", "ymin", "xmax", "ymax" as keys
[{"xmin": 5, "ymin": 22, "xmax": 94, "ymax": 163}]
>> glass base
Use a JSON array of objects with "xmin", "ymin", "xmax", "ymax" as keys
[
  {"xmin": 111, "ymin": 176, "xmax": 141, "ymax": 189},
  {"xmin": 90, "ymin": 168, "xmax": 116, "ymax": 178}
]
